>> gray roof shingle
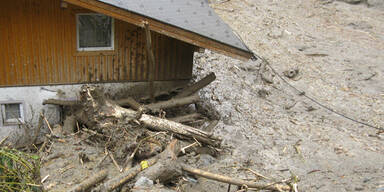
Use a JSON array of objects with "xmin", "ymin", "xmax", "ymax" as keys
[{"xmin": 97, "ymin": 0, "xmax": 250, "ymax": 52}]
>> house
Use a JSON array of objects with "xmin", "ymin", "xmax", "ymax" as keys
[{"xmin": 0, "ymin": 0, "xmax": 253, "ymax": 145}]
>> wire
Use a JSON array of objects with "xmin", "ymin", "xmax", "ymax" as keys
[{"xmin": 255, "ymin": 54, "xmax": 383, "ymax": 132}]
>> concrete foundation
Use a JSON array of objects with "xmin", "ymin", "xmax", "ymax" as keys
[{"xmin": 0, "ymin": 81, "xmax": 188, "ymax": 147}]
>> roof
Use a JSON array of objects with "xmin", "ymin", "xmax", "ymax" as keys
[
  {"xmin": 98, "ymin": 0, "xmax": 249, "ymax": 52},
  {"xmin": 64, "ymin": 0, "xmax": 254, "ymax": 60}
]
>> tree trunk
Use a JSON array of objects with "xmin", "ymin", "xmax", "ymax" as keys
[{"xmin": 175, "ymin": 73, "xmax": 216, "ymax": 98}]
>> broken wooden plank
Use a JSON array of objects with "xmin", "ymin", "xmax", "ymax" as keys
[{"xmin": 175, "ymin": 73, "xmax": 216, "ymax": 98}]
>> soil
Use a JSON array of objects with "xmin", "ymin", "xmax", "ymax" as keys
[
  {"xmin": 40, "ymin": 0, "xmax": 384, "ymax": 191},
  {"xmin": 185, "ymin": 0, "xmax": 383, "ymax": 191}
]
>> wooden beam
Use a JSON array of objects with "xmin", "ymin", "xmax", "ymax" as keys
[
  {"xmin": 63, "ymin": 0, "xmax": 253, "ymax": 60},
  {"xmin": 143, "ymin": 22, "xmax": 156, "ymax": 101}
]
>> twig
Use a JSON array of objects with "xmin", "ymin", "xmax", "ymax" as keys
[
  {"xmin": 109, "ymin": 151, "xmax": 122, "ymax": 172},
  {"xmin": 181, "ymin": 142, "xmax": 199, "ymax": 154},
  {"xmin": 76, "ymin": 121, "xmax": 80, "ymax": 133},
  {"xmin": 41, "ymin": 175, "xmax": 49, "ymax": 183},
  {"xmin": 59, "ymin": 165, "xmax": 74, "ymax": 174},
  {"xmin": 42, "ymin": 113, "xmax": 53, "ymax": 134},
  {"xmin": 38, "ymin": 137, "xmax": 49, "ymax": 153},
  {"xmin": 96, "ymin": 150, "xmax": 109, "ymax": 168},
  {"xmin": 181, "ymin": 165, "xmax": 291, "ymax": 191},
  {"xmin": 240, "ymin": 167, "xmax": 271, "ymax": 180}
]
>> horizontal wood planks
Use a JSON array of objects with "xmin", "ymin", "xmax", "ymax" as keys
[{"xmin": 0, "ymin": 0, "xmax": 194, "ymax": 87}]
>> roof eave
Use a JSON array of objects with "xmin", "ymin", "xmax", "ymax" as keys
[{"xmin": 63, "ymin": 0, "xmax": 253, "ymax": 61}]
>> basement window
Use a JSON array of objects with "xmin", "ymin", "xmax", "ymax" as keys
[
  {"xmin": 1, "ymin": 103, "xmax": 24, "ymax": 125},
  {"xmin": 76, "ymin": 13, "xmax": 114, "ymax": 51}
]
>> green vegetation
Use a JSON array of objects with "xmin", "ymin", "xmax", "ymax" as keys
[{"xmin": 0, "ymin": 147, "xmax": 42, "ymax": 192}]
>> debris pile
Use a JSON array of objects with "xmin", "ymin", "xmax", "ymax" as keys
[{"xmin": 39, "ymin": 73, "xmax": 295, "ymax": 191}]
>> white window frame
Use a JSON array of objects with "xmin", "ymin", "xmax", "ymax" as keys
[
  {"xmin": 0, "ymin": 102, "xmax": 25, "ymax": 126},
  {"xmin": 76, "ymin": 13, "xmax": 115, "ymax": 51}
]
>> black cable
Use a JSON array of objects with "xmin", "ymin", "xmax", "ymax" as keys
[{"xmin": 256, "ymin": 55, "xmax": 383, "ymax": 132}]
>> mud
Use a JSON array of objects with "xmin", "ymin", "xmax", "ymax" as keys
[{"xmin": 188, "ymin": 0, "xmax": 383, "ymax": 191}]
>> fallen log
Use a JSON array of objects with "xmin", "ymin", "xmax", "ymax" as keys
[
  {"xmin": 97, "ymin": 140, "xmax": 179, "ymax": 191},
  {"xmin": 139, "ymin": 114, "xmax": 221, "ymax": 147},
  {"xmin": 169, "ymin": 113, "xmax": 202, "ymax": 123},
  {"xmin": 116, "ymin": 97, "xmax": 144, "ymax": 110},
  {"xmin": 136, "ymin": 139, "xmax": 182, "ymax": 183},
  {"xmin": 95, "ymin": 158, "xmax": 158, "ymax": 192},
  {"xmin": 181, "ymin": 165, "xmax": 291, "ymax": 191},
  {"xmin": 175, "ymin": 73, "xmax": 216, "ymax": 98},
  {"xmin": 146, "ymin": 94, "xmax": 200, "ymax": 112},
  {"xmin": 42, "ymin": 99, "xmax": 79, "ymax": 106},
  {"xmin": 68, "ymin": 169, "xmax": 108, "ymax": 192}
]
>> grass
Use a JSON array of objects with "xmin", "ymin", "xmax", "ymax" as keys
[{"xmin": 0, "ymin": 147, "xmax": 42, "ymax": 192}]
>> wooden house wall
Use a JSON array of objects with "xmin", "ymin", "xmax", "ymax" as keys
[{"xmin": 0, "ymin": 0, "xmax": 194, "ymax": 87}]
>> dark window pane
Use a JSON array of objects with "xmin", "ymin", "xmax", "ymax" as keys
[
  {"xmin": 78, "ymin": 14, "xmax": 112, "ymax": 48},
  {"xmin": 4, "ymin": 104, "xmax": 21, "ymax": 120}
]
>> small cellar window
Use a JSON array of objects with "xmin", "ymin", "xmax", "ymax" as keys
[
  {"xmin": 1, "ymin": 103, "xmax": 24, "ymax": 125},
  {"xmin": 76, "ymin": 13, "xmax": 114, "ymax": 51}
]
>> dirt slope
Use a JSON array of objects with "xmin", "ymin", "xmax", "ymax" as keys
[{"xmin": 188, "ymin": 0, "xmax": 383, "ymax": 191}]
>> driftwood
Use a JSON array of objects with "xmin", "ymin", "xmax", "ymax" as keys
[
  {"xmin": 181, "ymin": 165, "xmax": 291, "ymax": 191},
  {"xmin": 97, "ymin": 139, "xmax": 179, "ymax": 191},
  {"xmin": 136, "ymin": 139, "xmax": 182, "ymax": 183},
  {"xmin": 169, "ymin": 113, "xmax": 202, "ymax": 123},
  {"xmin": 68, "ymin": 169, "xmax": 108, "ymax": 192},
  {"xmin": 140, "ymin": 114, "xmax": 220, "ymax": 147},
  {"xmin": 119, "ymin": 94, "xmax": 199, "ymax": 113},
  {"xmin": 42, "ymin": 99, "xmax": 79, "ymax": 106},
  {"xmin": 95, "ymin": 158, "xmax": 158, "ymax": 192},
  {"xmin": 116, "ymin": 97, "xmax": 144, "ymax": 110},
  {"xmin": 175, "ymin": 73, "xmax": 216, "ymax": 98},
  {"xmin": 146, "ymin": 94, "xmax": 200, "ymax": 112}
]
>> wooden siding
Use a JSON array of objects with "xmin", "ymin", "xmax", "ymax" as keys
[{"xmin": 0, "ymin": 0, "xmax": 194, "ymax": 87}]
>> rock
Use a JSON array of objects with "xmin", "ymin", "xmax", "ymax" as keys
[
  {"xmin": 257, "ymin": 88, "xmax": 270, "ymax": 99},
  {"xmin": 267, "ymin": 26, "xmax": 284, "ymax": 39},
  {"xmin": 134, "ymin": 177, "xmax": 154, "ymax": 188},
  {"xmin": 52, "ymin": 124, "xmax": 63, "ymax": 137},
  {"xmin": 197, "ymin": 154, "xmax": 216, "ymax": 167},
  {"xmin": 62, "ymin": 115, "xmax": 76, "ymax": 134},
  {"xmin": 283, "ymin": 69, "xmax": 299, "ymax": 79},
  {"xmin": 367, "ymin": 0, "xmax": 384, "ymax": 8},
  {"xmin": 337, "ymin": 0, "xmax": 366, "ymax": 4}
]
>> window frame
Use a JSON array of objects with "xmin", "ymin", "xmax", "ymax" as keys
[
  {"xmin": 76, "ymin": 13, "xmax": 115, "ymax": 52},
  {"xmin": 0, "ymin": 101, "xmax": 25, "ymax": 126}
]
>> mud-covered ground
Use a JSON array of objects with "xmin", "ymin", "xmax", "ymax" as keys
[
  {"xmin": 186, "ymin": 0, "xmax": 383, "ymax": 191},
  {"xmin": 40, "ymin": 0, "xmax": 383, "ymax": 191}
]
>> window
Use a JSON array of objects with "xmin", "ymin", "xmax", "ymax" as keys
[
  {"xmin": 76, "ymin": 13, "xmax": 114, "ymax": 51},
  {"xmin": 1, "ymin": 103, "xmax": 24, "ymax": 125}
]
